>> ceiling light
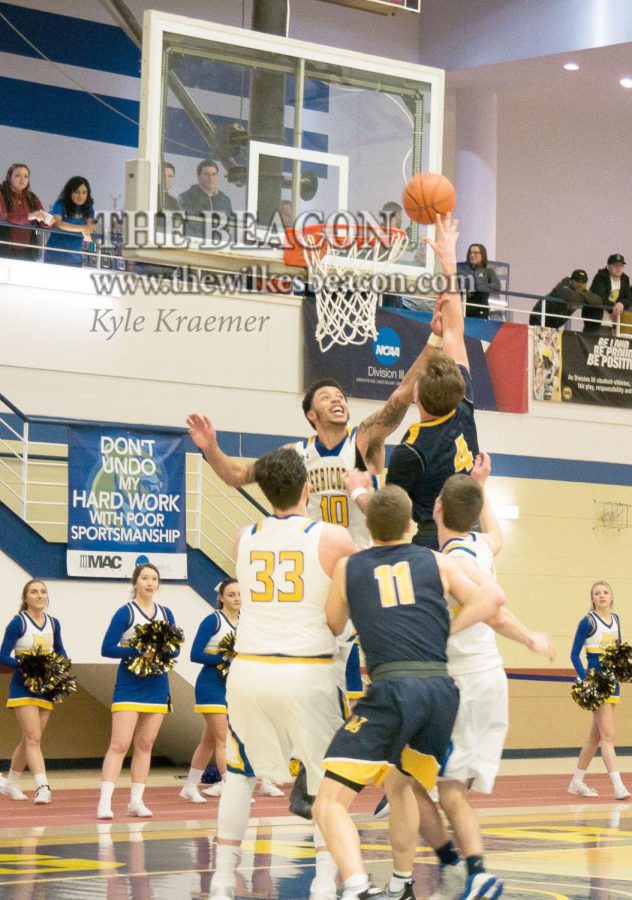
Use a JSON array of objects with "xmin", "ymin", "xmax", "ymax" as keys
[
  {"xmin": 563, "ymin": 62, "xmax": 580, "ymax": 71},
  {"xmin": 620, "ymin": 77, "xmax": 632, "ymax": 88}
]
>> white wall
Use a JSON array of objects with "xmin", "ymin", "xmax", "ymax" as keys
[
  {"xmin": 2, "ymin": 263, "xmax": 632, "ymax": 468},
  {"xmin": 419, "ymin": 0, "xmax": 632, "ymax": 70}
]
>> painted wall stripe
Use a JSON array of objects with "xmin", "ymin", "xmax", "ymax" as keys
[{"xmin": 0, "ymin": 2, "xmax": 140, "ymax": 77}]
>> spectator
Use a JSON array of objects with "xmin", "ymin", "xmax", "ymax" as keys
[
  {"xmin": 44, "ymin": 177, "xmax": 95, "ymax": 267},
  {"xmin": 380, "ymin": 201, "xmax": 407, "ymax": 309},
  {"xmin": 161, "ymin": 162, "xmax": 179, "ymax": 211},
  {"xmin": 458, "ymin": 243, "xmax": 501, "ymax": 319},
  {"xmin": 279, "ymin": 199, "xmax": 293, "ymax": 228},
  {"xmin": 0, "ymin": 163, "xmax": 49, "ymax": 260},
  {"xmin": 583, "ymin": 253, "xmax": 631, "ymax": 334},
  {"xmin": 178, "ymin": 159, "xmax": 233, "ymax": 217},
  {"xmin": 530, "ymin": 269, "xmax": 601, "ymax": 329}
]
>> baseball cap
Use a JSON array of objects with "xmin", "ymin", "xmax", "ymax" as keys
[
  {"xmin": 571, "ymin": 269, "xmax": 588, "ymax": 283},
  {"xmin": 608, "ymin": 253, "xmax": 626, "ymax": 265}
]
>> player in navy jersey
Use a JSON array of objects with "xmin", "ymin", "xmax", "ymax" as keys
[
  {"xmin": 386, "ymin": 214, "xmax": 479, "ymax": 550},
  {"xmin": 568, "ymin": 581, "xmax": 630, "ymax": 800},
  {"xmin": 186, "ymin": 215, "xmax": 465, "ymax": 540},
  {"xmin": 0, "ymin": 579, "xmax": 67, "ymax": 805},
  {"xmin": 312, "ymin": 485, "xmax": 505, "ymax": 900}
]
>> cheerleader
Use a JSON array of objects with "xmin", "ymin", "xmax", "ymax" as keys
[
  {"xmin": 97, "ymin": 563, "xmax": 178, "ymax": 819},
  {"xmin": 180, "ymin": 578, "xmax": 240, "ymax": 802},
  {"xmin": 568, "ymin": 580, "xmax": 631, "ymax": 800},
  {"xmin": 0, "ymin": 579, "xmax": 66, "ymax": 804}
]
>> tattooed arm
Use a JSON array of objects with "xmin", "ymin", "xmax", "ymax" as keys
[{"xmin": 354, "ymin": 295, "xmax": 448, "ymax": 468}]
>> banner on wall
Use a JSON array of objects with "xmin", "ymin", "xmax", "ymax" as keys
[
  {"xmin": 533, "ymin": 328, "xmax": 632, "ymax": 408},
  {"xmin": 67, "ymin": 426, "xmax": 187, "ymax": 578},
  {"xmin": 302, "ymin": 301, "xmax": 528, "ymax": 413}
]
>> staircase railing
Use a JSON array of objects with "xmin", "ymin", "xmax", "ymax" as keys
[{"xmin": 0, "ymin": 393, "xmax": 267, "ymax": 575}]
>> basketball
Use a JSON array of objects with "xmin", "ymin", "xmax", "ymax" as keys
[{"xmin": 402, "ymin": 172, "xmax": 456, "ymax": 225}]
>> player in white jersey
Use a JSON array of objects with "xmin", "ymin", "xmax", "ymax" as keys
[
  {"xmin": 186, "ymin": 269, "xmax": 455, "ymax": 543},
  {"xmin": 209, "ymin": 447, "xmax": 356, "ymax": 900},
  {"xmin": 420, "ymin": 454, "xmax": 554, "ymax": 900}
]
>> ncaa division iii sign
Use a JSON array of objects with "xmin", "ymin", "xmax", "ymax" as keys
[{"xmin": 67, "ymin": 427, "xmax": 187, "ymax": 579}]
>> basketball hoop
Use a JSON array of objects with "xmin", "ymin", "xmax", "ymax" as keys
[{"xmin": 301, "ymin": 223, "xmax": 408, "ymax": 352}]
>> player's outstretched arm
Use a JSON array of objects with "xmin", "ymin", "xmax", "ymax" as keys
[
  {"xmin": 471, "ymin": 451, "xmax": 503, "ymax": 557},
  {"xmin": 423, "ymin": 213, "xmax": 468, "ymax": 370},
  {"xmin": 187, "ymin": 413, "xmax": 255, "ymax": 487},
  {"xmin": 488, "ymin": 607, "xmax": 555, "ymax": 660},
  {"xmin": 438, "ymin": 553, "xmax": 505, "ymax": 633},
  {"xmin": 325, "ymin": 557, "xmax": 351, "ymax": 636},
  {"xmin": 355, "ymin": 297, "xmax": 447, "ymax": 469}
]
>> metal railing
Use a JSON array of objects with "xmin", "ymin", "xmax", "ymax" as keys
[{"xmin": 0, "ymin": 393, "xmax": 267, "ymax": 575}]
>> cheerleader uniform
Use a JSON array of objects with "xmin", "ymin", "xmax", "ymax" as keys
[
  {"xmin": 1, "ymin": 612, "xmax": 67, "ymax": 711},
  {"xmin": 191, "ymin": 611, "xmax": 237, "ymax": 714},
  {"xmin": 102, "ymin": 601, "xmax": 177, "ymax": 713},
  {"xmin": 571, "ymin": 611, "xmax": 622, "ymax": 703}
]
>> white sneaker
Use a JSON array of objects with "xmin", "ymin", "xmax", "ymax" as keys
[
  {"xmin": 309, "ymin": 877, "xmax": 338, "ymax": 900},
  {"xmin": 180, "ymin": 783, "xmax": 207, "ymax": 803},
  {"xmin": 428, "ymin": 860, "xmax": 466, "ymax": 900},
  {"xmin": 615, "ymin": 786, "xmax": 631, "ymax": 800},
  {"xmin": 202, "ymin": 781, "xmax": 225, "ymax": 797},
  {"xmin": 568, "ymin": 781, "xmax": 598, "ymax": 797},
  {"xmin": 97, "ymin": 801, "xmax": 114, "ymax": 820},
  {"xmin": 0, "ymin": 776, "xmax": 27, "ymax": 801},
  {"xmin": 34, "ymin": 785, "xmax": 51, "ymax": 805},
  {"xmin": 127, "ymin": 800, "xmax": 153, "ymax": 817},
  {"xmin": 259, "ymin": 778, "xmax": 284, "ymax": 797}
]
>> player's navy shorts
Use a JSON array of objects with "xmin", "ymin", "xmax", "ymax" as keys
[{"xmin": 322, "ymin": 675, "xmax": 459, "ymax": 791}]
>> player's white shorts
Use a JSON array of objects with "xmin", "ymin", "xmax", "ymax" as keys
[
  {"xmin": 439, "ymin": 666, "xmax": 508, "ymax": 794},
  {"xmin": 225, "ymin": 656, "xmax": 344, "ymax": 795}
]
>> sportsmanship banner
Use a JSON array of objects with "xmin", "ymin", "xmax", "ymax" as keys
[
  {"xmin": 533, "ymin": 328, "xmax": 632, "ymax": 407},
  {"xmin": 67, "ymin": 426, "xmax": 187, "ymax": 578},
  {"xmin": 303, "ymin": 301, "xmax": 528, "ymax": 413}
]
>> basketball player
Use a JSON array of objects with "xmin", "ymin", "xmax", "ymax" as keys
[
  {"xmin": 421, "ymin": 454, "xmax": 554, "ymax": 900},
  {"xmin": 186, "ymin": 215, "xmax": 460, "ymax": 546},
  {"xmin": 208, "ymin": 447, "xmax": 356, "ymax": 900},
  {"xmin": 386, "ymin": 213, "xmax": 479, "ymax": 550},
  {"xmin": 312, "ymin": 484, "xmax": 506, "ymax": 900}
]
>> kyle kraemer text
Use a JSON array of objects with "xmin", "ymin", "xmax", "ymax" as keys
[{"xmin": 90, "ymin": 307, "xmax": 271, "ymax": 340}]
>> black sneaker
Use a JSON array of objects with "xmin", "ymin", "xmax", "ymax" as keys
[
  {"xmin": 356, "ymin": 886, "xmax": 388, "ymax": 900},
  {"xmin": 386, "ymin": 881, "xmax": 416, "ymax": 899},
  {"xmin": 289, "ymin": 762, "xmax": 315, "ymax": 820}
]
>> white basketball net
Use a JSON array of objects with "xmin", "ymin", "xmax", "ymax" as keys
[{"xmin": 303, "ymin": 226, "xmax": 408, "ymax": 352}]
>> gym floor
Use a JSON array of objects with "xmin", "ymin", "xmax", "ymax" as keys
[{"xmin": 1, "ymin": 758, "xmax": 631, "ymax": 899}]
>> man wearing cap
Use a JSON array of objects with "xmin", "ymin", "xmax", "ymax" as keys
[
  {"xmin": 530, "ymin": 269, "xmax": 601, "ymax": 329},
  {"xmin": 583, "ymin": 254, "xmax": 631, "ymax": 333}
]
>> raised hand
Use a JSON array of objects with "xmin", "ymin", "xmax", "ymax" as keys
[
  {"xmin": 471, "ymin": 451, "xmax": 491, "ymax": 484},
  {"xmin": 186, "ymin": 413, "xmax": 217, "ymax": 451}
]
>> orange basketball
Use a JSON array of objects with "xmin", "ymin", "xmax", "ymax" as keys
[{"xmin": 402, "ymin": 172, "xmax": 456, "ymax": 225}]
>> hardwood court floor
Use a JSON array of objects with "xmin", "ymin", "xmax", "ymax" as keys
[{"xmin": 1, "ymin": 760, "xmax": 631, "ymax": 899}]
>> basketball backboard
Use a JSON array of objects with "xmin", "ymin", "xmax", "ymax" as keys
[{"xmin": 125, "ymin": 11, "xmax": 444, "ymax": 286}]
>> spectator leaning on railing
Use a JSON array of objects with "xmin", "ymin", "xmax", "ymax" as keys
[
  {"xmin": 583, "ymin": 254, "xmax": 631, "ymax": 333},
  {"xmin": 0, "ymin": 163, "xmax": 50, "ymax": 261},
  {"xmin": 44, "ymin": 177, "xmax": 96, "ymax": 268},
  {"xmin": 530, "ymin": 269, "xmax": 601, "ymax": 329}
]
